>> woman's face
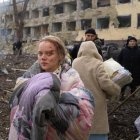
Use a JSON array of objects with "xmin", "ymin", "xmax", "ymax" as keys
[{"xmin": 38, "ymin": 41, "xmax": 61, "ymax": 72}]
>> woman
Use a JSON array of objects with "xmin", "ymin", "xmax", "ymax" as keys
[
  {"xmin": 72, "ymin": 41, "xmax": 121, "ymax": 140},
  {"xmin": 118, "ymin": 36, "xmax": 140, "ymax": 93},
  {"xmin": 9, "ymin": 36, "xmax": 94, "ymax": 140}
]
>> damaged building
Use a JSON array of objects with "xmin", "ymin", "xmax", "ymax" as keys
[{"xmin": 0, "ymin": 0, "xmax": 140, "ymax": 44}]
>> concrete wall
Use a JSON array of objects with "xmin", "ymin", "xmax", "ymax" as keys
[{"xmin": 0, "ymin": 0, "xmax": 140, "ymax": 44}]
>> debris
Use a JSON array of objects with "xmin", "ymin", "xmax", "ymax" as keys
[
  {"xmin": 0, "ymin": 68, "xmax": 9, "ymax": 75},
  {"xmin": 0, "ymin": 51, "xmax": 6, "ymax": 60},
  {"xmin": 0, "ymin": 53, "xmax": 36, "ymax": 140},
  {"xmin": 11, "ymin": 68, "xmax": 27, "ymax": 72},
  {"xmin": 109, "ymin": 86, "xmax": 140, "ymax": 116}
]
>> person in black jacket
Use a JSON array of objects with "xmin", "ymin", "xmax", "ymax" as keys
[
  {"xmin": 69, "ymin": 28, "xmax": 104, "ymax": 60},
  {"xmin": 118, "ymin": 36, "xmax": 140, "ymax": 94},
  {"xmin": 13, "ymin": 40, "xmax": 22, "ymax": 55}
]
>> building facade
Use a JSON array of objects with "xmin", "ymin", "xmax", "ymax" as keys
[{"xmin": 0, "ymin": 0, "xmax": 140, "ymax": 44}]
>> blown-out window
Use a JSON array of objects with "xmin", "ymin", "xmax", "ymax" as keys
[
  {"xmin": 65, "ymin": 1, "xmax": 76, "ymax": 13},
  {"xmin": 81, "ymin": 0, "xmax": 92, "ymax": 10},
  {"xmin": 117, "ymin": 0, "xmax": 131, "ymax": 4},
  {"xmin": 137, "ymin": 14, "xmax": 140, "ymax": 27},
  {"xmin": 54, "ymin": 4, "xmax": 64, "ymax": 14},
  {"xmin": 81, "ymin": 19, "xmax": 92, "ymax": 30},
  {"xmin": 43, "ymin": 8, "xmax": 49, "ymax": 17},
  {"xmin": 32, "ymin": 9, "xmax": 39, "ymax": 18},
  {"xmin": 52, "ymin": 22, "xmax": 62, "ymax": 32},
  {"xmin": 97, "ymin": 0, "xmax": 110, "ymax": 7},
  {"xmin": 117, "ymin": 15, "xmax": 131, "ymax": 28},
  {"xmin": 66, "ymin": 21, "xmax": 76, "ymax": 31},
  {"xmin": 97, "ymin": 17, "xmax": 109, "ymax": 29}
]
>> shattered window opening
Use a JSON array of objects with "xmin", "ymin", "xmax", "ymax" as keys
[
  {"xmin": 81, "ymin": 19, "xmax": 92, "ymax": 30},
  {"xmin": 24, "ymin": 11, "xmax": 29, "ymax": 19},
  {"xmin": 43, "ymin": 8, "xmax": 49, "ymax": 17},
  {"xmin": 32, "ymin": 9, "xmax": 39, "ymax": 18},
  {"xmin": 117, "ymin": 0, "xmax": 131, "ymax": 4},
  {"xmin": 66, "ymin": 21, "xmax": 76, "ymax": 31},
  {"xmin": 42, "ymin": 24, "xmax": 49, "ymax": 35},
  {"xmin": 54, "ymin": 4, "xmax": 64, "ymax": 14},
  {"xmin": 0, "ymin": 29, "xmax": 5, "ymax": 36},
  {"xmin": 97, "ymin": 17, "xmax": 110, "ymax": 29},
  {"xmin": 34, "ymin": 26, "xmax": 41, "ymax": 38},
  {"xmin": 1, "ymin": 28, "xmax": 12, "ymax": 36},
  {"xmin": 117, "ymin": 15, "xmax": 131, "ymax": 28},
  {"xmin": 97, "ymin": 0, "xmax": 110, "ymax": 7},
  {"xmin": 52, "ymin": 22, "xmax": 62, "ymax": 32},
  {"xmin": 137, "ymin": 14, "xmax": 140, "ymax": 28},
  {"xmin": 65, "ymin": 1, "xmax": 76, "ymax": 13},
  {"xmin": 6, "ymin": 29, "xmax": 12, "ymax": 35},
  {"xmin": 81, "ymin": 0, "xmax": 92, "ymax": 10},
  {"xmin": 5, "ymin": 14, "xmax": 13, "ymax": 22},
  {"xmin": 24, "ymin": 27, "xmax": 31, "ymax": 36}
]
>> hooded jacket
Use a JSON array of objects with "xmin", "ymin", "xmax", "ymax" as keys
[
  {"xmin": 70, "ymin": 38, "xmax": 103, "ymax": 60},
  {"xmin": 72, "ymin": 41, "xmax": 121, "ymax": 134}
]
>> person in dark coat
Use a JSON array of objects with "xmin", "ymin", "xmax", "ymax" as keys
[
  {"xmin": 13, "ymin": 40, "xmax": 22, "ymax": 55},
  {"xmin": 118, "ymin": 36, "xmax": 140, "ymax": 93},
  {"xmin": 69, "ymin": 28, "xmax": 104, "ymax": 60}
]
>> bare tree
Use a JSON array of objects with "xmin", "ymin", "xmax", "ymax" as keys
[{"xmin": 12, "ymin": 0, "xmax": 29, "ymax": 41}]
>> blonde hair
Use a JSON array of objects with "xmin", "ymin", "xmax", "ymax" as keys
[{"xmin": 39, "ymin": 35, "xmax": 66, "ymax": 64}]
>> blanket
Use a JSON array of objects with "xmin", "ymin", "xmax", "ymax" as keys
[{"xmin": 9, "ymin": 73, "xmax": 94, "ymax": 140}]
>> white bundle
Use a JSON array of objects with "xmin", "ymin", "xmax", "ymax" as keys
[
  {"xmin": 111, "ymin": 68, "xmax": 133, "ymax": 87},
  {"xmin": 134, "ymin": 115, "xmax": 140, "ymax": 135},
  {"xmin": 103, "ymin": 58, "xmax": 133, "ymax": 87}
]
